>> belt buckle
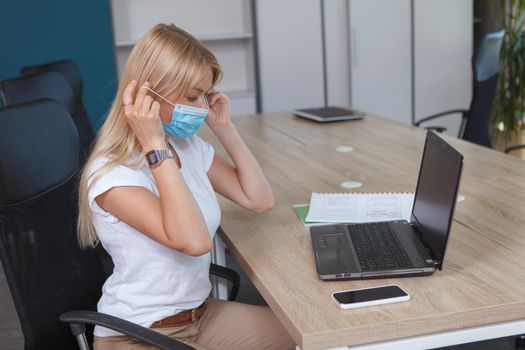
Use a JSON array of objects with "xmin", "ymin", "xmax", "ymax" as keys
[{"xmin": 191, "ymin": 308, "xmax": 196, "ymax": 322}]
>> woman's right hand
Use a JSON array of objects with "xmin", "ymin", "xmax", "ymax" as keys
[{"xmin": 122, "ymin": 81, "xmax": 166, "ymax": 152}]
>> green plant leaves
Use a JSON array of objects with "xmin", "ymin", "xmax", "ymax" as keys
[{"xmin": 492, "ymin": 0, "xmax": 525, "ymax": 141}]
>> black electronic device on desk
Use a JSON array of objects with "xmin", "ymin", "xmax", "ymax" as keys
[
  {"xmin": 310, "ymin": 131, "xmax": 464, "ymax": 280},
  {"xmin": 292, "ymin": 106, "xmax": 366, "ymax": 122}
]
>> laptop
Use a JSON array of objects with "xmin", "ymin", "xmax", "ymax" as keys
[
  {"xmin": 310, "ymin": 130, "xmax": 463, "ymax": 280},
  {"xmin": 293, "ymin": 106, "xmax": 366, "ymax": 122}
]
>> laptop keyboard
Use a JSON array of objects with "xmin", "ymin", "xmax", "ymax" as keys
[{"xmin": 348, "ymin": 222, "xmax": 413, "ymax": 271}]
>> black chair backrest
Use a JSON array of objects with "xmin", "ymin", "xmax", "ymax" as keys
[
  {"xmin": 21, "ymin": 61, "xmax": 84, "ymax": 108},
  {"xmin": 462, "ymin": 29, "xmax": 505, "ymax": 148},
  {"xmin": 20, "ymin": 60, "xmax": 95, "ymax": 158},
  {"xmin": 0, "ymin": 71, "xmax": 76, "ymax": 113},
  {"xmin": 0, "ymin": 99, "xmax": 106, "ymax": 350},
  {"xmin": 0, "ymin": 65, "xmax": 94, "ymax": 163}
]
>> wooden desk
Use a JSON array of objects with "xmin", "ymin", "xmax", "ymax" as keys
[{"xmin": 200, "ymin": 113, "xmax": 525, "ymax": 350}]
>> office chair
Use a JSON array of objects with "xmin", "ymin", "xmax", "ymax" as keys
[
  {"xmin": 21, "ymin": 60, "xmax": 86, "ymax": 109},
  {"xmin": 0, "ymin": 71, "xmax": 75, "ymax": 113},
  {"xmin": 0, "ymin": 99, "xmax": 240, "ymax": 350},
  {"xmin": 504, "ymin": 144, "xmax": 525, "ymax": 154},
  {"xmin": 20, "ymin": 60, "xmax": 95, "ymax": 160},
  {"xmin": 0, "ymin": 69, "xmax": 93, "ymax": 164},
  {"xmin": 415, "ymin": 29, "xmax": 505, "ymax": 148}
]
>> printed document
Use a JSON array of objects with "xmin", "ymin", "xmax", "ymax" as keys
[{"xmin": 305, "ymin": 192, "xmax": 414, "ymax": 223}]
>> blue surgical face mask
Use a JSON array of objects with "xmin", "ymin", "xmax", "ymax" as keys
[{"xmin": 142, "ymin": 86, "xmax": 208, "ymax": 138}]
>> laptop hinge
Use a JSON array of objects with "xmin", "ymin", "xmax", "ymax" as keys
[{"xmin": 410, "ymin": 223, "xmax": 439, "ymax": 264}]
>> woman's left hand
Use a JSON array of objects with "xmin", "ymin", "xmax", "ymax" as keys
[{"xmin": 206, "ymin": 91, "xmax": 232, "ymax": 131}]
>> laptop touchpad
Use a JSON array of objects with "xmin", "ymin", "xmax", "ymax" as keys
[{"xmin": 316, "ymin": 233, "xmax": 360, "ymax": 274}]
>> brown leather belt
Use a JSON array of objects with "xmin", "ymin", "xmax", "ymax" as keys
[{"xmin": 150, "ymin": 303, "xmax": 206, "ymax": 328}]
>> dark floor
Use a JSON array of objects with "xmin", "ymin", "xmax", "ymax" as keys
[
  {"xmin": 0, "ymin": 250, "xmax": 521, "ymax": 349},
  {"xmin": 0, "ymin": 262, "xmax": 24, "ymax": 350}
]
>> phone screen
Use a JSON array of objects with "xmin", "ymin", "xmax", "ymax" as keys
[{"xmin": 333, "ymin": 285, "xmax": 408, "ymax": 304}]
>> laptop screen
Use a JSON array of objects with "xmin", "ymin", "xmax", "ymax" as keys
[{"xmin": 411, "ymin": 131, "xmax": 463, "ymax": 270}]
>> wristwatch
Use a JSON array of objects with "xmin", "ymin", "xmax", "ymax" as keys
[{"xmin": 145, "ymin": 149, "xmax": 174, "ymax": 168}]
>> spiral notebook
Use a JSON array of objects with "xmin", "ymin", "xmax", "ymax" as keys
[{"xmin": 305, "ymin": 192, "xmax": 414, "ymax": 224}]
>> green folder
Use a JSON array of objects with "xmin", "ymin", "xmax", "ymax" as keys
[{"xmin": 292, "ymin": 204, "xmax": 324, "ymax": 227}]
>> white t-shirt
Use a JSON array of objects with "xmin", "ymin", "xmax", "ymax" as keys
[{"xmin": 87, "ymin": 135, "xmax": 221, "ymax": 337}]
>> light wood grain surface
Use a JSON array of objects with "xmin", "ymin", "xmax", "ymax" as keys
[{"xmin": 199, "ymin": 113, "xmax": 525, "ymax": 350}]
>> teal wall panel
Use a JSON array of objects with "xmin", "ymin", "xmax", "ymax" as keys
[{"xmin": 0, "ymin": 0, "xmax": 117, "ymax": 129}]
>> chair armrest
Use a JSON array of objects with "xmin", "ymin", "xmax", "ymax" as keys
[
  {"xmin": 210, "ymin": 263, "xmax": 240, "ymax": 301},
  {"xmin": 60, "ymin": 311, "xmax": 196, "ymax": 350},
  {"xmin": 505, "ymin": 144, "xmax": 525, "ymax": 154},
  {"xmin": 415, "ymin": 109, "xmax": 468, "ymax": 126}
]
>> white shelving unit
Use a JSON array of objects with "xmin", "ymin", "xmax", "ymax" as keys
[
  {"xmin": 111, "ymin": 0, "xmax": 257, "ymax": 117},
  {"xmin": 114, "ymin": 32, "xmax": 254, "ymax": 47}
]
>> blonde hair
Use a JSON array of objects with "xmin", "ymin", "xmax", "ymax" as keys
[{"xmin": 78, "ymin": 23, "xmax": 222, "ymax": 248}]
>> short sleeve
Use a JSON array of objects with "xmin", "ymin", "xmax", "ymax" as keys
[
  {"xmin": 193, "ymin": 136, "xmax": 215, "ymax": 172},
  {"xmin": 87, "ymin": 160, "xmax": 150, "ymax": 216}
]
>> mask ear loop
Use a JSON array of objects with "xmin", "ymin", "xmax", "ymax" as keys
[
  {"xmin": 142, "ymin": 85, "xmax": 209, "ymax": 108},
  {"xmin": 140, "ymin": 86, "xmax": 176, "ymax": 106}
]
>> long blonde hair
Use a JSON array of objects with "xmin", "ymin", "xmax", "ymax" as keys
[{"xmin": 78, "ymin": 23, "xmax": 222, "ymax": 248}]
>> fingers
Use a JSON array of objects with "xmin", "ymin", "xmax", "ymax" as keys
[
  {"xmin": 206, "ymin": 94, "xmax": 216, "ymax": 106},
  {"xmin": 151, "ymin": 101, "xmax": 161, "ymax": 120},
  {"xmin": 122, "ymin": 80, "xmax": 137, "ymax": 109},
  {"xmin": 122, "ymin": 82, "xmax": 164, "ymax": 150},
  {"xmin": 123, "ymin": 81, "xmax": 158, "ymax": 118},
  {"xmin": 134, "ymin": 82, "xmax": 150, "ymax": 110},
  {"xmin": 141, "ymin": 96, "xmax": 154, "ymax": 117},
  {"xmin": 207, "ymin": 91, "xmax": 224, "ymax": 106}
]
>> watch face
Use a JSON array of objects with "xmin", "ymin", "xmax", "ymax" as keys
[{"xmin": 146, "ymin": 150, "xmax": 159, "ymax": 166}]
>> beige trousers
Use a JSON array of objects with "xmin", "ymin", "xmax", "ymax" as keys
[{"xmin": 93, "ymin": 298, "xmax": 295, "ymax": 350}]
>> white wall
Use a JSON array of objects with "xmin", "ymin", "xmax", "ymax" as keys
[
  {"xmin": 414, "ymin": 0, "xmax": 473, "ymax": 136},
  {"xmin": 256, "ymin": 0, "xmax": 472, "ymax": 136},
  {"xmin": 255, "ymin": 0, "xmax": 325, "ymax": 113},
  {"xmin": 349, "ymin": 0, "xmax": 413, "ymax": 124},
  {"xmin": 111, "ymin": 0, "xmax": 473, "ymax": 126}
]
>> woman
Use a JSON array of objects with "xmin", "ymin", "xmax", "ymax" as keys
[{"xmin": 77, "ymin": 23, "xmax": 294, "ymax": 350}]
